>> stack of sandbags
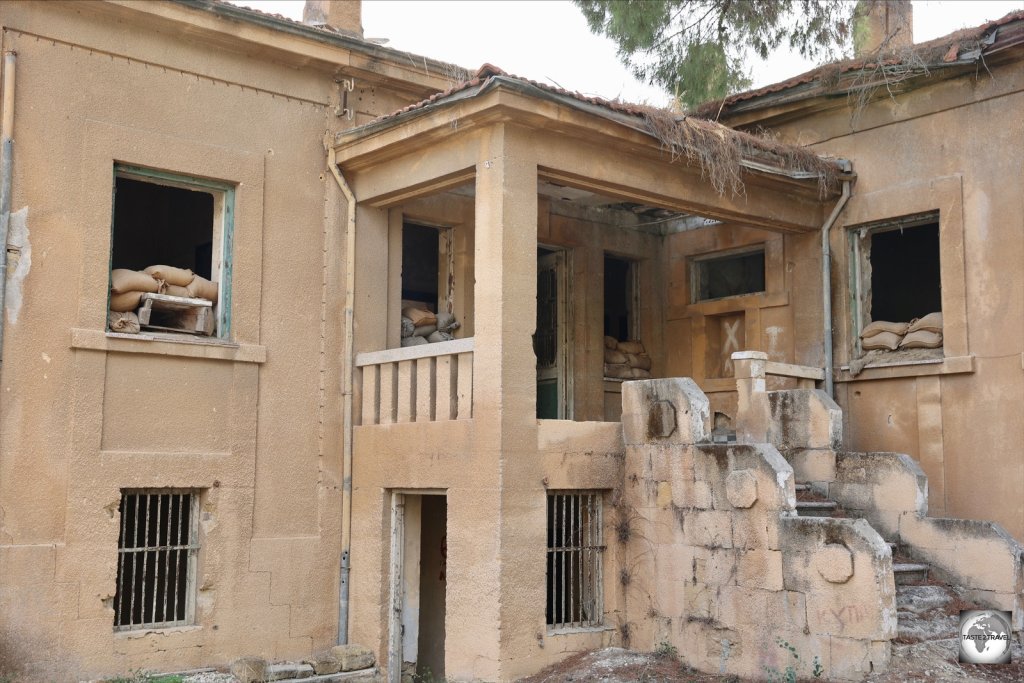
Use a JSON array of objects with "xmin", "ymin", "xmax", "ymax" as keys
[
  {"xmin": 604, "ymin": 336, "xmax": 652, "ymax": 379},
  {"xmin": 860, "ymin": 312, "xmax": 943, "ymax": 351},
  {"xmin": 109, "ymin": 265, "xmax": 219, "ymax": 312},
  {"xmin": 400, "ymin": 307, "xmax": 461, "ymax": 348}
]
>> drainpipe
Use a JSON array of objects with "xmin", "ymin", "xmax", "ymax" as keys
[
  {"xmin": 328, "ymin": 146, "xmax": 356, "ymax": 644},
  {"xmin": 0, "ymin": 51, "xmax": 17, "ymax": 374},
  {"xmin": 821, "ymin": 160, "xmax": 853, "ymax": 398}
]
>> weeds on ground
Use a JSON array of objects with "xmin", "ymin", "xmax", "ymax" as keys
[
  {"xmin": 653, "ymin": 640, "xmax": 679, "ymax": 659},
  {"xmin": 104, "ymin": 671, "xmax": 182, "ymax": 683}
]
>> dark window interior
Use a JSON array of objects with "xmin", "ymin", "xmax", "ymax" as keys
[
  {"xmin": 694, "ymin": 249, "xmax": 765, "ymax": 302},
  {"xmin": 402, "ymin": 223, "xmax": 439, "ymax": 311},
  {"xmin": 112, "ymin": 177, "xmax": 213, "ymax": 280},
  {"xmin": 870, "ymin": 223, "xmax": 941, "ymax": 322},
  {"xmin": 604, "ymin": 255, "xmax": 632, "ymax": 340}
]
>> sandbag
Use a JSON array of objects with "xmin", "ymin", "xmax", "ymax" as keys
[
  {"xmin": 604, "ymin": 349, "xmax": 627, "ymax": 365},
  {"xmin": 436, "ymin": 312, "xmax": 456, "ymax": 330},
  {"xmin": 861, "ymin": 331, "xmax": 902, "ymax": 351},
  {"xmin": 899, "ymin": 329, "xmax": 943, "ymax": 349},
  {"xmin": 428, "ymin": 330, "xmax": 453, "ymax": 343},
  {"xmin": 110, "ymin": 269, "xmax": 159, "ymax": 294},
  {"xmin": 144, "ymin": 265, "xmax": 195, "ymax": 287},
  {"xmin": 400, "ymin": 335, "xmax": 428, "ymax": 348},
  {"xmin": 413, "ymin": 324, "xmax": 437, "ymax": 338},
  {"xmin": 860, "ymin": 320, "xmax": 909, "ymax": 339},
  {"xmin": 109, "ymin": 291, "xmax": 144, "ymax": 312},
  {"xmin": 630, "ymin": 367, "xmax": 652, "ymax": 379},
  {"xmin": 186, "ymin": 275, "xmax": 218, "ymax": 301},
  {"xmin": 908, "ymin": 312, "xmax": 942, "ymax": 334},
  {"xmin": 628, "ymin": 353, "xmax": 652, "ymax": 371},
  {"xmin": 604, "ymin": 336, "xmax": 618, "ymax": 350},
  {"xmin": 604, "ymin": 363, "xmax": 632, "ymax": 379},
  {"xmin": 401, "ymin": 317, "xmax": 415, "ymax": 338},
  {"xmin": 617, "ymin": 340, "xmax": 645, "ymax": 355},
  {"xmin": 162, "ymin": 284, "xmax": 191, "ymax": 298},
  {"xmin": 107, "ymin": 310, "xmax": 140, "ymax": 334},
  {"xmin": 402, "ymin": 307, "xmax": 437, "ymax": 327}
]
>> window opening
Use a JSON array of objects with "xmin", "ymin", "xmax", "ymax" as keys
[
  {"xmin": 867, "ymin": 221, "xmax": 941, "ymax": 323},
  {"xmin": 546, "ymin": 491, "xmax": 603, "ymax": 629},
  {"xmin": 402, "ymin": 223, "xmax": 440, "ymax": 311},
  {"xmin": 603, "ymin": 255, "xmax": 635, "ymax": 341},
  {"xmin": 114, "ymin": 489, "xmax": 199, "ymax": 631},
  {"xmin": 109, "ymin": 166, "xmax": 233, "ymax": 338},
  {"xmin": 691, "ymin": 248, "xmax": 765, "ymax": 302}
]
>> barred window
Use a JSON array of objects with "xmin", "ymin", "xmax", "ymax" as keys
[
  {"xmin": 115, "ymin": 490, "xmax": 199, "ymax": 631},
  {"xmin": 546, "ymin": 491, "xmax": 604, "ymax": 629}
]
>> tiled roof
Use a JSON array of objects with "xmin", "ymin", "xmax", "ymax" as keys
[{"xmin": 694, "ymin": 9, "xmax": 1024, "ymax": 118}]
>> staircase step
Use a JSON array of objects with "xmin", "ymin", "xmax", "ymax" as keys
[
  {"xmin": 795, "ymin": 483, "xmax": 811, "ymax": 492},
  {"xmin": 795, "ymin": 500, "xmax": 838, "ymax": 516},
  {"xmin": 895, "ymin": 584, "xmax": 960, "ymax": 642},
  {"xmin": 894, "ymin": 562, "xmax": 930, "ymax": 584}
]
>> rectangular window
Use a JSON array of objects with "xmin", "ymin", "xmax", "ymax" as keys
[
  {"xmin": 109, "ymin": 165, "xmax": 233, "ymax": 338},
  {"xmin": 852, "ymin": 212, "xmax": 942, "ymax": 356},
  {"xmin": 604, "ymin": 254, "xmax": 637, "ymax": 341},
  {"xmin": 401, "ymin": 222, "xmax": 441, "ymax": 311},
  {"xmin": 114, "ymin": 490, "xmax": 199, "ymax": 632},
  {"xmin": 546, "ymin": 491, "xmax": 603, "ymax": 630},
  {"xmin": 691, "ymin": 247, "xmax": 765, "ymax": 303}
]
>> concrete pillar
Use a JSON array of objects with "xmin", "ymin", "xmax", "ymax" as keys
[
  {"xmin": 446, "ymin": 124, "xmax": 540, "ymax": 680},
  {"xmin": 732, "ymin": 350, "xmax": 770, "ymax": 444}
]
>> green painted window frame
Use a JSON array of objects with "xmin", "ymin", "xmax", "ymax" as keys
[{"xmin": 110, "ymin": 164, "xmax": 235, "ymax": 338}]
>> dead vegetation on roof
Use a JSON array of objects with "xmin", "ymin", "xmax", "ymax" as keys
[{"xmin": 638, "ymin": 105, "xmax": 841, "ymax": 197}]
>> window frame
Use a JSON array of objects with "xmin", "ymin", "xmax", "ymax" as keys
[
  {"xmin": 110, "ymin": 164, "xmax": 235, "ymax": 339},
  {"xmin": 546, "ymin": 490, "xmax": 605, "ymax": 632},
  {"xmin": 114, "ymin": 488, "xmax": 201, "ymax": 633},
  {"xmin": 849, "ymin": 210, "xmax": 941, "ymax": 358},
  {"xmin": 689, "ymin": 244, "xmax": 767, "ymax": 304},
  {"xmin": 835, "ymin": 175, "xmax": 972, "ymax": 382}
]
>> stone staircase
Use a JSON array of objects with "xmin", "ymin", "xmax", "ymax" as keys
[{"xmin": 731, "ymin": 351, "xmax": 1023, "ymax": 642}]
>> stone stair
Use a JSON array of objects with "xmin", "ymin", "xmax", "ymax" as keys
[{"xmin": 794, "ymin": 480, "xmax": 935, "ymax": 586}]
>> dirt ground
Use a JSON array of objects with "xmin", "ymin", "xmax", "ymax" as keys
[{"xmin": 517, "ymin": 642, "xmax": 1024, "ymax": 683}]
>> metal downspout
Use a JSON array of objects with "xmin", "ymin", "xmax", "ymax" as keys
[
  {"xmin": 328, "ymin": 146, "xmax": 356, "ymax": 645},
  {"xmin": 0, "ymin": 52, "xmax": 17, "ymax": 376},
  {"xmin": 821, "ymin": 161, "xmax": 853, "ymax": 398}
]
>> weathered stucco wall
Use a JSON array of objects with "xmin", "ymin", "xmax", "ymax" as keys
[{"xmin": 0, "ymin": 1, "xmax": 422, "ymax": 679}]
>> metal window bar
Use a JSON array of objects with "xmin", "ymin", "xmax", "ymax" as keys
[
  {"xmin": 546, "ymin": 491, "xmax": 604, "ymax": 629},
  {"xmin": 114, "ymin": 490, "xmax": 199, "ymax": 631}
]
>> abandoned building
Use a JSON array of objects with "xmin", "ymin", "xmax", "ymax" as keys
[{"xmin": 0, "ymin": 0, "xmax": 1021, "ymax": 681}]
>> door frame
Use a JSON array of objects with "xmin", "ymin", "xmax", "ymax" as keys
[{"xmin": 537, "ymin": 246, "xmax": 574, "ymax": 419}]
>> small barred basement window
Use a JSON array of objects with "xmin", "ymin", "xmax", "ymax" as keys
[
  {"xmin": 108, "ymin": 166, "xmax": 233, "ymax": 338},
  {"xmin": 546, "ymin": 491, "xmax": 604, "ymax": 630},
  {"xmin": 691, "ymin": 247, "xmax": 765, "ymax": 302},
  {"xmin": 114, "ymin": 490, "xmax": 199, "ymax": 631}
]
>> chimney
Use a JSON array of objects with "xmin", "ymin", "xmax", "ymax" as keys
[
  {"xmin": 854, "ymin": 0, "xmax": 914, "ymax": 56},
  {"xmin": 303, "ymin": 0, "xmax": 363, "ymax": 39}
]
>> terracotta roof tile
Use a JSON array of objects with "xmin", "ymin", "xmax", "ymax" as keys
[{"xmin": 695, "ymin": 8, "xmax": 1024, "ymax": 117}]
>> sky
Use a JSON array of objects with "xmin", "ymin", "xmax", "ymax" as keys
[{"xmin": 228, "ymin": 1, "xmax": 1024, "ymax": 105}]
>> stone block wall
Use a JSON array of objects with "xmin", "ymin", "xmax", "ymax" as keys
[{"xmin": 620, "ymin": 378, "xmax": 895, "ymax": 681}]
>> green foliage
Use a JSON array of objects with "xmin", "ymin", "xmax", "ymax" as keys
[
  {"xmin": 653, "ymin": 639, "xmax": 679, "ymax": 659},
  {"xmin": 574, "ymin": 0, "xmax": 861, "ymax": 108},
  {"xmin": 762, "ymin": 637, "xmax": 824, "ymax": 682}
]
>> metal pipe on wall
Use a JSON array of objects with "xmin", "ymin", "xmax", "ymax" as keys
[
  {"xmin": 0, "ymin": 51, "xmax": 17, "ymax": 374},
  {"xmin": 821, "ymin": 160, "xmax": 854, "ymax": 398},
  {"xmin": 328, "ymin": 146, "xmax": 356, "ymax": 644}
]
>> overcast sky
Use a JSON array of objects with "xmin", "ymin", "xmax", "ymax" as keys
[{"xmin": 230, "ymin": 1, "xmax": 1024, "ymax": 105}]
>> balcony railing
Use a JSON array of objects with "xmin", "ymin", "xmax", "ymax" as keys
[{"xmin": 355, "ymin": 338, "xmax": 473, "ymax": 425}]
